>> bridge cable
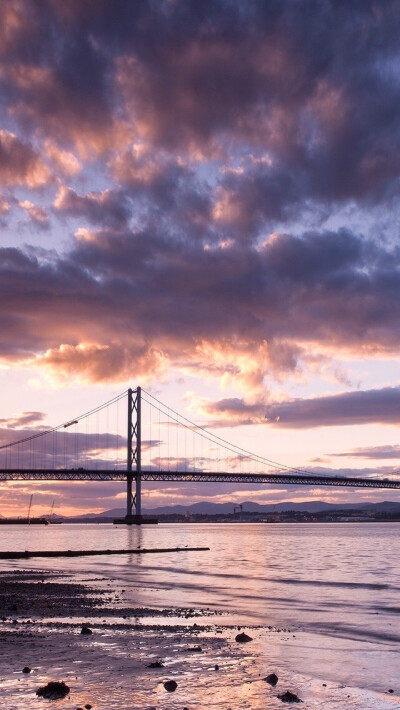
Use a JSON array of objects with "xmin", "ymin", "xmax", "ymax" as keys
[{"xmin": 141, "ymin": 389, "xmax": 321, "ymax": 479}]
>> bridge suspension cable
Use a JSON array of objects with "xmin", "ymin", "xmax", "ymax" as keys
[
  {"xmin": 0, "ymin": 390, "xmax": 127, "ymax": 452},
  {"xmin": 140, "ymin": 388, "xmax": 320, "ymax": 479}
]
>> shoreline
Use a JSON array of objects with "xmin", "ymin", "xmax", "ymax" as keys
[{"xmin": 0, "ymin": 568, "xmax": 398, "ymax": 709}]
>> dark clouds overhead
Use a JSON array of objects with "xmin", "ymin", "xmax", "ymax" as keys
[
  {"xmin": 1, "ymin": 226, "xmax": 400, "ymax": 386},
  {"xmin": 0, "ymin": 0, "xmax": 400, "ymax": 416}
]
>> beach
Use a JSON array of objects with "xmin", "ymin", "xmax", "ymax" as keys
[{"xmin": 1, "ymin": 522, "xmax": 399, "ymax": 709}]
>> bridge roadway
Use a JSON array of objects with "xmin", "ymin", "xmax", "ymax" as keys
[{"xmin": 1, "ymin": 469, "xmax": 400, "ymax": 489}]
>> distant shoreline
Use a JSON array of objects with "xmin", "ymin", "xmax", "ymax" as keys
[{"xmin": 14, "ymin": 517, "xmax": 400, "ymax": 524}]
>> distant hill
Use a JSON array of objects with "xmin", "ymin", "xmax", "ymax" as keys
[{"xmin": 64, "ymin": 499, "xmax": 400, "ymax": 520}]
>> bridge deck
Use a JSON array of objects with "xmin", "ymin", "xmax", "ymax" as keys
[{"xmin": 0, "ymin": 469, "xmax": 400, "ymax": 489}]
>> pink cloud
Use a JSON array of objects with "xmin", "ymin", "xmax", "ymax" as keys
[{"xmin": 0, "ymin": 130, "xmax": 50, "ymax": 187}]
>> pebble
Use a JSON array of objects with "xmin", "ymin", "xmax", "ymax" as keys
[
  {"xmin": 264, "ymin": 672, "xmax": 278, "ymax": 686},
  {"xmin": 278, "ymin": 690, "xmax": 302, "ymax": 703},
  {"xmin": 80, "ymin": 625, "xmax": 92, "ymax": 635},
  {"xmin": 36, "ymin": 681, "xmax": 70, "ymax": 700},
  {"xmin": 235, "ymin": 631, "xmax": 252, "ymax": 643},
  {"xmin": 163, "ymin": 679, "xmax": 177, "ymax": 692},
  {"xmin": 22, "ymin": 667, "xmax": 31, "ymax": 674}
]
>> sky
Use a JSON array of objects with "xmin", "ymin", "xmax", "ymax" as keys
[{"xmin": 1, "ymin": 0, "xmax": 400, "ymax": 516}]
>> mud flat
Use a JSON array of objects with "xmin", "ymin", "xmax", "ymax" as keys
[{"xmin": 0, "ymin": 569, "xmax": 397, "ymax": 709}]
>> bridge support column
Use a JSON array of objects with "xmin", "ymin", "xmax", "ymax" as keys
[
  {"xmin": 135, "ymin": 385, "xmax": 142, "ymax": 517},
  {"xmin": 126, "ymin": 387, "xmax": 141, "ymax": 523},
  {"xmin": 114, "ymin": 386, "xmax": 157, "ymax": 525}
]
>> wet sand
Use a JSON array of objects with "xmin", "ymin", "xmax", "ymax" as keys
[{"xmin": 0, "ymin": 569, "xmax": 398, "ymax": 709}]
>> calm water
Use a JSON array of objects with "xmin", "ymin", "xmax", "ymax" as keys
[{"xmin": 1, "ymin": 522, "xmax": 400, "ymax": 700}]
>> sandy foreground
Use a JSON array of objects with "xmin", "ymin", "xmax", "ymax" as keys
[{"xmin": 0, "ymin": 569, "xmax": 397, "ymax": 710}]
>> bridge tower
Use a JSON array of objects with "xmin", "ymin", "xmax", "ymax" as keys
[
  {"xmin": 119, "ymin": 387, "xmax": 157, "ymax": 525},
  {"xmin": 126, "ymin": 386, "xmax": 141, "ymax": 519}
]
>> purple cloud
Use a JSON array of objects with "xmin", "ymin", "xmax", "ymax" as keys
[
  {"xmin": 332, "ymin": 445, "xmax": 400, "ymax": 460},
  {"xmin": 265, "ymin": 387, "xmax": 400, "ymax": 428}
]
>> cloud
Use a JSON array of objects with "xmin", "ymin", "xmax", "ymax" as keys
[
  {"xmin": 332, "ymin": 445, "xmax": 400, "ymax": 460},
  {"xmin": 0, "ymin": 130, "xmax": 50, "ymax": 187},
  {"xmin": 0, "ymin": 1, "xmax": 398, "ymax": 192},
  {"xmin": 54, "ymin": 186, "xmax": 130, "ymax": 227},
  {"xmin": 43, "ymin": 141, "xmax": 82, "ymax": 176},
  {"xmin": 265, "ymin": 386, "xmax": 400, "ymax": 429},
  {"xmin": 196, "ymin": 386, "xmax": 400, "ymax": 430},
  {"xmin": 19, "ymin": 199, "xmax": 49, "ymax": 227},
  {"xmin": 0, "ymin": 195, "xmax": 10, "ymax": 214},
  {"xmin": 0, "ymin": 411, "xmax": 45, "ymax": 428},
  {"xmin": 192, "ymin": 396, "xmax": 267, "ymax": 427},
  {"xmin": 37, "ymin": 342, "xmax": 168, "ymax": 385},
  {"xmin": 0, "ymin": 223, "xmax": 399, "ymax": 389}
]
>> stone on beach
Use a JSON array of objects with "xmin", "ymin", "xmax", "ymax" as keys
[
  {"xmin": 235, "ymin": 631, "xmax": 252, "ymax": 643},
  {"xmin": 22, "ymin": 666, "xmax": 31, "ymax": 673},
  {"xmin": 36, "ymin": 680, "xmax": 70, "ymax": 699},
  {"xmin": 163, "ymin": 679, "xmax": 178, "ymax": 692},
  {"xmin": 278, "ymin": 690, "xmax": 302, "ymax": 703},
  {"xmin": 80, "ymin": 625, "xmax": 92, "ymax": 635},
  {"xmin": 147, "ymin": 660, "xmax": 164, "ymax": 668},
  {"xmin": 264, "ymin": 672, "xmax": 278, "ymax": 686}
]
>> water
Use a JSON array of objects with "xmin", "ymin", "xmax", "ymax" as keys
[{"xmin": 1, "ymin": 522, "xmax": 400, "ymax": 708}]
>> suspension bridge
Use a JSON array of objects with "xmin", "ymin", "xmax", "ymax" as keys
[{"xmin": 0, "ymin": 387, "xmax": 400, "ymax": 523}]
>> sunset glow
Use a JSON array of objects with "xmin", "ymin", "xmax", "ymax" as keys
[{"xmin": 1, "ymin": 1, "xmax": 400, "ymax": 516}]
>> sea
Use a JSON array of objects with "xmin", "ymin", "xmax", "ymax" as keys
[{"xmin": 1, "ymin": 522, "xmax": 400, "ymax": 709}]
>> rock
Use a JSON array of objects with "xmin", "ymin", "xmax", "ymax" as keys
[
  {"xmin": 235, "ymin": 632, "xmax": 252, "ymax": 643},
  {"xmin": 163, "ymin": 679, "xmax": 177, "ymax": 692},
  {"xmin": 264, "ymin": 673, "xmax": 278, "ymax": 686},
  {"xmin": 187, "ymin": 645, "xmax": 202, "ymax": 652},
  {"xmin": 80, "ymin": 625, "xmax": 92, "ymax": 635},
  {"xmin": 388, "ymin": 689, "xmax": 394, "ymax": 694},
  {"xmin": 22, "ymin": 667, "xmax": 31, "ymax": 674},
  {"xmin": 278, "ymin": 690, "xmax": 302, "ymax": 703},
  {"xmin": 84, "ymin": 704, "xmax": 92, "ymax": 709},
  {"xmin": 147, "ymin": 660, "xmax": 164, "ymax": 668},
  {"xmin": 215, "ymin": 664, "xmax": 220, "ymax": 671},
  {"xmin": 36, "ymin": 681, "xmax": 70, "ymax": 700}
]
